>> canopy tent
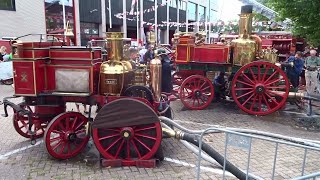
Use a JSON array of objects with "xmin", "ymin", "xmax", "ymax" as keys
[{"xmin": 237, "ymin": 0, "xmax": 277, "ymax": 20}]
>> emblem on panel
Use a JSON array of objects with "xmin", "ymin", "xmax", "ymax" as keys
[{"xmin": 21, "ymin": 72, "xmax": 28, "ymax": 82}]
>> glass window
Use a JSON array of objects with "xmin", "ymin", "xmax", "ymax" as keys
[
  {"xmin": 198, "ymin": 5, "xmax": 205, "ymax": 22},
  {"xmin": 169, "ymin": 0, "xmax": 177, "ymax": 8},
  {"xmin": 0, "ymin": 0, "xmax": 15, "ymax": 11},
  {"xmin": 179, "ymin": 1, "xmax": 186, "ymax": 10},
  {"xmin": 188, "ymin": 2, "xmax": 196, "ymax": 21}
]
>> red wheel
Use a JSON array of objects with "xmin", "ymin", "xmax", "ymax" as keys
[
  {"xmin": 92, "ymin": 122, "xmax": 162, "ymax": 165},
  {"xmin": 231, "ymin": 61, "xmax": 289, "ymax": 115},
  {"xmin": 44, "ymin": 112, "xmax": 89, "ymax": 160},
  {"xmin": 13, "ymin": 105, "xmax": 47, "ymax": 139},
  {"xmin": 179, "ymin": 75, "xmax": 214, "ymax": 110}
]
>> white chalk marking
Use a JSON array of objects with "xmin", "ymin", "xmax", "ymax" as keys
[
  {"xmin": 0, "ymin": 140, "xmax": 42, "ymax": 160},
  {"xmin": 164, "ymin": 157, "xmax": 234, "ymax": 177}
]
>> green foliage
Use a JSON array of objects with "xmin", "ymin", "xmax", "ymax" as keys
[{"xmin": 264, "ymin": 0, "xmax": 320, "ymax": 46}]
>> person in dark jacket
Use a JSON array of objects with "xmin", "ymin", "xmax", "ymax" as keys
[
  {"xmin": 285, "ymin": 51, "xmax": 304, "ymax": 91},
  {"xmin": 213, "ymin": 71, "xmax": 226, "ymax": 101},
  {"xmin": 158, "ymin": 49, "xmax": 173, "ymax": 93},
  {"xmin": 143, "ymin": 45, "xmax": 154, "ymax": 64}
]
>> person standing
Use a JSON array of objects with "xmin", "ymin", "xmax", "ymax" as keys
[
  {"xmin": 305, "ymin": 49, "xmax": 320, "ymax": 94},
  {"xmin": 0, "ymin": 46, "xmax": 7, "ymax": 61},
  {"xmin": 285, "ymin": 51, "xmax": 304, "ymax": 91},
  {"xmin": 158, "ymin": 49, "xmax": 173, "ymax": 93},
  {"xmin": 143, "ymin": 45, "xmax": 154, "ymax": 64}
]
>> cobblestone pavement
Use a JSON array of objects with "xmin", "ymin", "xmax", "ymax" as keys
[{"xmin": 0, "ymin": 84, "xmax": 319, "ymax": 180}]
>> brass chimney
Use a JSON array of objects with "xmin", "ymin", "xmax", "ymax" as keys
[
  {"xmin": 106, "ymin": 32, "xmax": 124, "ymax": 61},
  {"xmin": 231, "ymin": 5, "xmax": 258, "ymax": 66}
]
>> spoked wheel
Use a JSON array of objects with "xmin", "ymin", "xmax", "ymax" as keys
[
  {"xmin": 179, "ymin": 75, "xmax": 214, "ymax": 110},
  {"xmin": 44, "ymin": 112, "xmax": 89, "ymax": 160},
  {"xmin": 13, "ymin": 104, "xmax": 47, "ymax": 139},
  {"xmin": 231, "ymin": 61, "xmax": 289, "ymax": 115},
  {"xmin": 92, "ymin": 122, "xmax": 162, "ymax": 166}
]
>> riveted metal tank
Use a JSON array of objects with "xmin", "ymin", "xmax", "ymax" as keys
[{"xmin": 231, "ymin": 5, "xmax": 258, "ymax": 66}]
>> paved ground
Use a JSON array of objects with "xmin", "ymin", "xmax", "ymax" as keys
[{"xmin": 0, "ymin": 84, "xmax": 320, "ymax": 180}]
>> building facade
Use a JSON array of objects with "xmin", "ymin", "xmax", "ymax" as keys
[
  {"xmin": 78, "ymin": 0, "xmax": 220, "ymax": 45},
  {"xmin": 0, "ymin": 0, "xmax": 46, "ymax": 41},
  {"xmin": 0, "ymin": 0, "xmax": 221, "ymax": 45}
]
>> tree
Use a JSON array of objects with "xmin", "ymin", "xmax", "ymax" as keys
[{"xmin": 265, "ymin": 0, "xmax": 320, "ymax": 46}]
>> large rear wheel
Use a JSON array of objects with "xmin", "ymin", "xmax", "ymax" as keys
[{"xmin": 231, "ymin": 61, "xmax": 289, "ymax": 115}]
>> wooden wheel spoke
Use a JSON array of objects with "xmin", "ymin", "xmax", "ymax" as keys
[
  {"xmin": 241, "ymin": 93, "xmax": 256, "ymax": 106},
  {"xmin": 65, "ymin": 118, "xmax": 70, "ymax": 130},
  {"xmin": 257, "ymin": 65, "xmax": 261, "ymax": 81},
  {"xmin": 264, "ymin": 69, "xmax": 279, "ymax": 83},
  {"xmin": 199, "ymin": 81, "xmax": 207, "ymax": 90},
  {"xmin": 237, "ymin": 90, "xmax": 254, "ymax": 99},
  {"xmin": 241, "ymin": 73, "xmax": 255, "ymax": 85},
  {"xmin": 50, "ymin": 136, "xmax": 62, "ymax": 143},
  {"xmin": 126, "ymin": 140, "xmax": 130, "ymax": 159},
  {"xmin": 250, "ymin": 94, "xmax": 258, "ymax": 111},
  {"xmin": 261, "ymin": 66, "xmax": 270, "ymax": 82},
  {"xmin": 265, "ymin": 92, "xmax": 279, "ymax": 105},
  {"xmin": 59, "ymin": 142, "xmax": 67, "ymax": 155},
  {"xmin": 52, "ymin": 140, "xmax": 63, "ymax": 151},
  {"xmin": 265, "ymin": 78, "xmax": 283, "ymax": 86},
  {"xmin": 52, "ymin": 129, "xmax": 64, "ymax": 135},
  {"xmin": 201, "ymin": 86, "xmax": 211, "ymax": 91},
  {"xmin": 235, "ymin": 87, "xmax": 253, "ymax": 91},
  {"xmin": 74, "ymin": 121, "xmax": 85, "ymax": 131},
  {"xmin": 135, "ymin": 125, "xmax": 156, "ymax": 132},
  {"xmin": 105, "ymin": 137, "xmax": 122, "ymax": 152},
  {"xmin": 134, "ymin": 137, "xmax": 151, "ymax": 152},
  {"xmin": 71, "ymin": 117, "xmax": 78, "ymax": 130},
  {"xmin": 131, "ymin": 139, "xmax": 142, "ymax": 158},
  {"xmin": 99, "ymin": 133, "xmax": 120, "ymax": 141},
  {"xmin": 267, "ymin": 86, "xmax": 287, "ymax": 89},
  {"xmin": 115, "ymin": 140, "xmax": 125, "ymax": 158},
  {"xmin": 135, "ymin": 133, "xmax": 157, "ymax": 140},
  {"xmin": 258, "ymin": 95, "xmax": 262, "ymax": 111},
  {"xmin": 262, "ymin": 94, "xmax": 271, "ymax": 110},
  {"xmin": 197, "ymin": 98, "xmax": 201, "ymax": 106},
  {"xmin": 236, "ymin": 80, "xmax": 254, "ymax": 87},
  {"xmin": 248, "ymin": 67, "xmax": 257, "ymax": 82}
]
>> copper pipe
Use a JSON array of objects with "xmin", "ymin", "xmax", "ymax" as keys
[
  {"xmin": 162, "ymin": 128, "xmax": 176, "ymax": 138},
  {"xmin": 150, "ymin": 57, "xmax": 162, "ymax": 101}
]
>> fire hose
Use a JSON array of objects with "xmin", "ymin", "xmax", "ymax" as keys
[{"xmin": 159, "ymin": 117, "xmax": 320, "ymax": 148}]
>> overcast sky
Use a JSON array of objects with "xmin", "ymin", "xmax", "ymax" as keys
[{"xmin": 219, "ymin": 0, "xmax": 243, "ymax": 21}]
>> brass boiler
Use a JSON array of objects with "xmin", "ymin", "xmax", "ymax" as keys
[
  {"xmin": 149, "ymin": 53, "xmax": 162, "ymax": 101},
  {"xmin": 99, "ymin": 32, "xmax": 134, "ymax": 95},
  {"xmin": 231, "ymin": 5, "xmax": 261, "ymax": 66}
]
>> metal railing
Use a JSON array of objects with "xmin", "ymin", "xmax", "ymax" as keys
[{"xmin": 196, "ymin": 127, "xmax": 320, "ymax": 180}]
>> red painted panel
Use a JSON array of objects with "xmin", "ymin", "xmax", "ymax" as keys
[
  {"xmin": 50, "ymin": 50, "xmax": 92, "ymax": 59},
  {"xmin": 194, "ymin": 47, "xmax": 229, "ymax": 63},
  {"xmin": 176, "ymin": 45, "xmax": 188, "ymax": 63},
  {"xmin": 13, "ymin": 61, "xmax": 35, "ymax": 95}
]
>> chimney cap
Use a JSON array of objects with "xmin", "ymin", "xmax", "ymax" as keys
[{"xmin": 241, "ymin": 5, "xmax": 253, "ymax": 14}]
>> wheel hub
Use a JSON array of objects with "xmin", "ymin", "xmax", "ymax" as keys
[
  {"xmin": 255, "ymin": 84, "xmax": 265, "ymax": 94},
  {"xmin": 194, "ymin": 90, "xmax": 202, "ymax": 97},
  {"xmin": 66, "ymin": 132, "xmax": 77, "ymax": 142},
  {"xmin": 121, "ymin": 127, "xmax": 134, "ymax": 140}
]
